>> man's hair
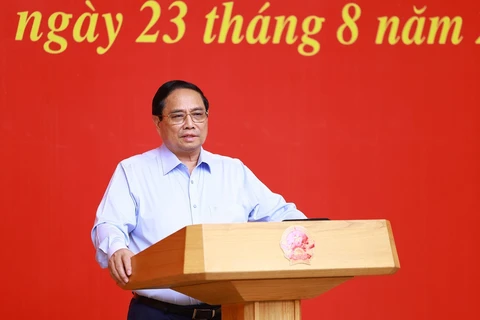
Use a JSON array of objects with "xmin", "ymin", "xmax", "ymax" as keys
[{"xmin": 152, "ymin": 80, "xmax": 209, "ymax": 117}]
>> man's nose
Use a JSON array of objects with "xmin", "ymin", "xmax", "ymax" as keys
[{"xmin": 183, "ymin": 114, "xmax": 195, "ymax": 127}]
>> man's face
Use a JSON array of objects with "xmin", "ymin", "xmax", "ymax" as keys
[{"xmin": 154, "ymin": 88, "xmax": 208, "ymax": 156}]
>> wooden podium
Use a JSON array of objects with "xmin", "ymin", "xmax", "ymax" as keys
[{"xmin": 123, "ymin": 219, "xmax": 400, "ymax": 319}]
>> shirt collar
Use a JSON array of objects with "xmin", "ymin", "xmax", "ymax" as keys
[{"xmin": 159, "ymin": 144, "xmax": 212, "ymax": 175}]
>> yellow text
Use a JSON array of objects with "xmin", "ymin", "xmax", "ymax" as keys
[
  {"xmin": 376, "ymin": 5, "xmax": 463, "ymax": 45},
  {"xmin": 204, "ymin": 1, "xmax": 325, "ymax": 57},
  {"xmin": 15, "ymin": 0, "xmax": 123, "ymax": 54}
]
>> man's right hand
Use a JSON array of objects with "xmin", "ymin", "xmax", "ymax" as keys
[{"xmin": 108, "ymin": 248, "xmax": 135, "ymax": 287}]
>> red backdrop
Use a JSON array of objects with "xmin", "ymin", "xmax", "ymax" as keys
[{"xmin": 1, "ymin": 0, "xmax": 478, "ymax": 319}]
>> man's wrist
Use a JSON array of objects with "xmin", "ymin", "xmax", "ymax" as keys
[{"xmin": 107, "ymin": 241, "xmax": 128, "ymax": 259}]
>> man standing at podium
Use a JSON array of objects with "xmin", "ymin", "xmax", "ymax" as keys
[{"xmin": 91, "ymin": 80, "xmax": 307, "ymax": 320}]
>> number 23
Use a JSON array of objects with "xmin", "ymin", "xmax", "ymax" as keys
[{"xmin": 136, "ymin": 0, "xmax": 187, "ymax": 43}]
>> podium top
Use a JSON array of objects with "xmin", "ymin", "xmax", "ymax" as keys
[{"xmin": 124, "ymin": 219, "xmax": 399, "ymax": 291}]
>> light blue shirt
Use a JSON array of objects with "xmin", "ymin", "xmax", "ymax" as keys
[{"xmin": 91, "ymin": 144, "xmax": 306, "ymax": 305}]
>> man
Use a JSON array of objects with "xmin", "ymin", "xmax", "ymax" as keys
[{"xmin": 91, "ymin": 80, "xmax": 307, "ymax": 320}]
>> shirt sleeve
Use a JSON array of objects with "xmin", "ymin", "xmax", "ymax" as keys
[
  {"xmin": 241, "ymin": 163, "xmax": 308, "ymax": 222},
  {"xmin": 90, "ymin": 163, "xmax": 137, "ymax": 268}
]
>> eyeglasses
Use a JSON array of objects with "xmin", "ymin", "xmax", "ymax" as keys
[{"xmin": 161, "ymin": 110, "xmax": 209, "ymax": 125}]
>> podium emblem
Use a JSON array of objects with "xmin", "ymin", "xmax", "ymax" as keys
[{"xmin": 280, "ymin": 226, "xmax": 315, "ymax": 265}]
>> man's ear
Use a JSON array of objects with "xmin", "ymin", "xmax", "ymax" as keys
[{"xmin": 152, "ymin": 115, "xmax": 160, "ymax": 128}]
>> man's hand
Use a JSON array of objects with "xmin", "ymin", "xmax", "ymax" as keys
[{"xmin": 108, "ymin": 248, "xmax": 134, "ymax": 286}]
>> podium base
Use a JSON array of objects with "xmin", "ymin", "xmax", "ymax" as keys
[{"xmin": 222, "ymin": 300, "xmax": 301, "ymax": 320}]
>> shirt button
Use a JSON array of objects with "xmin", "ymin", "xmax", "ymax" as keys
[
  {"xmin": 191, "ymin": 180, "xmax": 194, "ymax": 184},
  {"xmin": 193, "ymin": 204, "xmax": 197, "ymax": 208}
]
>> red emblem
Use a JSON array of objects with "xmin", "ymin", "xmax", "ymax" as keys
[{"xmin": 280, "ymin": 226, "xmax": 315, "ymax": 265}]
